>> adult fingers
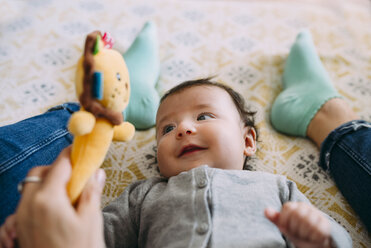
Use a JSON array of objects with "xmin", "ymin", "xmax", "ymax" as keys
[
  {"xmin": 0, "ymin": 226, "xmax": 12, "ymax": 248},
  {"xmin": 19, "ymin": 166, "xmax": 49, "ymax": 205},
  {"xmin": 3, "ymin": 215, "xmax": 16, "ymax": 240},
  {"xmin": 0, "ymin": 225, "xmax": 11, "ymax": 248},
  {"xmin": 74, "ymin": 170, "xmax": 106, "ymax": 248},
  {"xmin": 41, "ymin": 147, "xmax": 72, "ymax": 193},
  {"xmin": 77, "ymin": 169, "xmax": 106, "ymax": 218},
  {"xmin": 0, "ymin": 215, "xmax": 17, "ymax": 248},
  {"xmin": 15, "ymin": 166, "xmax": 49, "ymax": 248}
]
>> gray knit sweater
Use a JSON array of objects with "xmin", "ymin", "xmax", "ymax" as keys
[{"xmin": 103, "ymin": 165, "xmax": 352, "ymax": 248}]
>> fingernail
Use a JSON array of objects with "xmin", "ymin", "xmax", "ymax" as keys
[{"xmin": 95, "ymin": 169, "xmax": 106, "ymax": 188}]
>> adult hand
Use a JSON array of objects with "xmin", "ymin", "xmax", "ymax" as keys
[
  {"xmin": 265, "ymin": 202, "xmax": 332, "ymax": 248},
  {"xmin": 15, "ymin": 147, "xmax": 106, "ymax": 248}
]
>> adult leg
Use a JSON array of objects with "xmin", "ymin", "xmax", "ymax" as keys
[
  {"xmin": 270, "ymin": 30, "xmax": 340, "ymax": 137},
  {"xmin": 0, "ymin": 103, "xmax": 79, "ymax": 224},
  {"xmin": 270, "ymin": 29, "xmax": 371, "ymax": 232},
  {"xmin": 308, "ymin": 101, "xmax": 371, "ymax": 233},
  {"xmin": 307, "ymin": 98, "xmax": 359, "ymax": 147}
]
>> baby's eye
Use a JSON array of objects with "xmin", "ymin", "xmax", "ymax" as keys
[
  {"xmin": 162, "ymin": 125, "xmax": 175, "ymax": 135},
  {"xmin": 197, "ymin": 113, "xmax": 214, "ymax": 121}
]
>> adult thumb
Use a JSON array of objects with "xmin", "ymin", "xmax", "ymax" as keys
[
  {"xmin": 77, "ymin": 169, "xmax": 106, "ymax": 216},
  {"xmin": 43, "ymin": 147, "xmax": 72, "ymax": 192}
]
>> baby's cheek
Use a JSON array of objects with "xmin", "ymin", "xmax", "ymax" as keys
[
  {"xmin": 219, "ymin": 138, "xmax": 245, "ymax": 169},
  {"xmin": 156, "ymin": 154, "xmax": 167, "ymax": 175},
  {"xmin": 156, "ymin": 145, "xmax": 165, "ymax": 165},
  {"xmin": 156, "ymin": 143, "xmax": 171, "ymax": 169}
]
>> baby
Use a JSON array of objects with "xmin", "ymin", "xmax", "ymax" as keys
[{"xmin": 102, "ymin": 78, "xmax": 351, "ymax": 248}]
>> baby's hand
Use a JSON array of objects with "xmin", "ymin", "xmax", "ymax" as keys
[
  {"xmin": 265, "ymin": 202, "xmax": 332, "ymax": 248},
  {"xmin": 0, "ymin": 214, "xmax": 17, "ymax": 248}
]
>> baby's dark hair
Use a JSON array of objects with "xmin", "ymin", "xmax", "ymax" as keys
[{"xmin": 160, "ymin": 77, "xmax": 259, "ymax": 170}]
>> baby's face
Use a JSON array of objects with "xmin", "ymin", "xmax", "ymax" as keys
[{"xmin": 156, "ymin": 85, "xmax": 256, "ymax": 178}]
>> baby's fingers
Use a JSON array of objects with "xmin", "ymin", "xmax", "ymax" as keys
[
  {"xmin": 264, "ymin": 207, "xmax": 280, "ymax": 225},
  {"xmin": 307, "ymin": 211, "xmax": 331, "ymax": 242},
  {"xmin": 265, "ymin": 205, "xmax": 296, "ymax": 235},
  {"xmin": 277, "ymin": 202, "xmax": 301, "ymax": 234}
]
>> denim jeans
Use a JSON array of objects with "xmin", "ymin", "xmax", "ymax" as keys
[
  {"xmin": 0, "ymin": 103, "xmax": 79, "ymax": 224},
  {"xmin": 1, "ymin": 104, "xmax": 370, "ymax": 231},
  {"xmin": 319, "ymin": 120, "xmax": 371, "ymax": 232}
]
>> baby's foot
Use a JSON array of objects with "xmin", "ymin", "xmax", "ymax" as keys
[{"xmin": 270, "ymin": 30, "xmax": 341, "ymax": 137}]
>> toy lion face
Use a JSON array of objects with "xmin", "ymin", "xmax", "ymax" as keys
[{"xmin": 75, "ymin": 46, "xmax": 130, "ymax": 113}]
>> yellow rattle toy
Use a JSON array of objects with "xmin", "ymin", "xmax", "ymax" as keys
[{"xmin": 66, "ymin": 31, "xmax": 135, "ymax": 204}]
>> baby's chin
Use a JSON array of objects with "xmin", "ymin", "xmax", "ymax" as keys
[
  {"xmin": 158, "ymin": 163, "xmax": 204, "ymax": 178},
  {"xmin": 159, "ymin": 161, "xmax": 231, "ymax": 178}
]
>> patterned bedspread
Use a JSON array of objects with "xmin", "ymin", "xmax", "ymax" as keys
[{"xmin": 1, "ymin": 0, "xmax": 370, "ymax": 246}]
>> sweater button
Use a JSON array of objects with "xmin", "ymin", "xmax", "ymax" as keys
[
  {"xmin": 197, "ymin": 178, "xmax": 207, "ymax": 188},
  {"xmin": 196, "ymin": 223, "xmax": 209, "ymax": 234}
]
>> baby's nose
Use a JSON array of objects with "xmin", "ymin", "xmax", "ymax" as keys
[
  {"xmin": 178, "ymin": 130, "xmax": 192, "ymax": 137},
  {"xmin": 177, "ymin": 123, "xmax": 196, "ymax": 137}
]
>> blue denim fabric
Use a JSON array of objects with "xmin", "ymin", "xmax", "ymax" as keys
[
  {"xmin": 0, "ymin": 103, "xmax": 79, "ymax": 225},
  {"xmin": 320, "ymin": 120, "xmax": 371, "ymax": 232}
]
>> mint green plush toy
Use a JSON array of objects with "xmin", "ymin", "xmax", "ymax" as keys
[
  {"xmin": 270, "ymin": 30, "xmax": 341, "ymax": 137},
  {"xmin": 123, "ymin": 21, "xmax": 160, "ymax": 130}
]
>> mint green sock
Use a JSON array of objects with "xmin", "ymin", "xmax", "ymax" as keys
[
  {"xmin": 270, "ymin": 30, "xmax": 341, "ymax": 137},
  {"xmin": 123, "ymin": 21, "xmax": 160, "ymax": 130}
]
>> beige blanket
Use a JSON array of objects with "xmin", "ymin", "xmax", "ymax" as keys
[{"xmin": 1, "ymin": 0, "xmax": 370, "ymax": 246}]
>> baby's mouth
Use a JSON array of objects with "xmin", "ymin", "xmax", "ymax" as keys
[{"xmin": 178, "ymin": 145, "xmax": 206, "ymax": 157}]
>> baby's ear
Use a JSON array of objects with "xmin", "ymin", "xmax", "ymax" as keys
[
  {"xmin": 243, "ymin": 127, "xmax": 257, "ymax": 156},
  {"xmin": 123, "ymin": 21, "xmax": 160, "ymax": 130}
]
